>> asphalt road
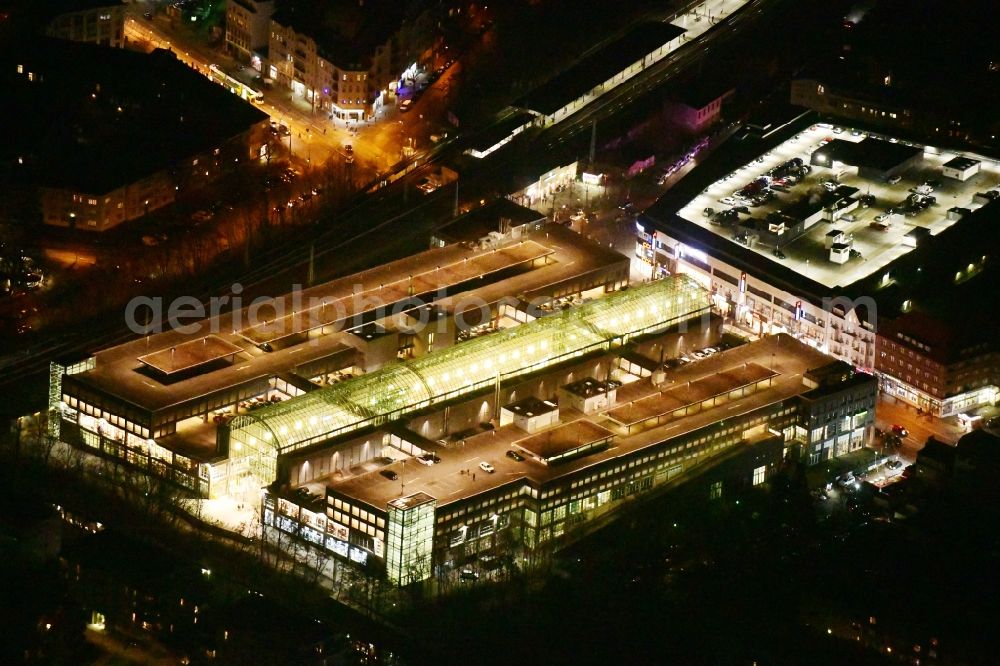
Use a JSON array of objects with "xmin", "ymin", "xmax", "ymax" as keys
[{"xmin": 875, "ymin": 394, "xmax": 969, "ymax": 454}]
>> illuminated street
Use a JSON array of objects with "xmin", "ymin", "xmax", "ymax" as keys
[{"xmin": 123, "ymin": 10, "xmax": 448, "ymax": 173}]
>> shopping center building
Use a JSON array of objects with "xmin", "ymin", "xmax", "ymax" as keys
[
  {"xmin": 639, "ymin": 121, "xmax": 1000, "ymax": 415},
  {"xmin": 260, "ymin": 293, "xmax": 876, "ymax": 584},
  {"xmin": 47, "ymin": 200, "xmax": 878, "ymax": 585},
  {"xmin": 49, "ymin": 225, "xmax": 628, "ymax": 496}
]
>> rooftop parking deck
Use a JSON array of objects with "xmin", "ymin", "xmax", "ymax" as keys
[
  {"xmin": 318, "ymin": 334, "xmax": 837, "ymax": 510},
  {"xmin": 676, "ymin": 123, "xmax": 1000, "ymax": 289},
  {"xmin": 513, "ymin": 420, "xmax": 615, "ymax": 463}
]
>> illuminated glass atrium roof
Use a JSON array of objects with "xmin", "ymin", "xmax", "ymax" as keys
[{"xmin": 227, "ymin": 275, "xmax": 710, "ymax": 457}]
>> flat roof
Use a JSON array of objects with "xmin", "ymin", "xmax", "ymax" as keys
[
  {"xmin": 433, "ymin": 198, "xmax": 546, "ymax": 244},
  {"xmin": 2, "ymin": 39, "xmax": 267, "ymax": 194},
  {"xmin": 514, "ymin": 22, "xmax": 684, "ymax": 116},
  {"xmin": 656, "ymin": 122, "xmax": 1000, "ymax": 295},
  {"xmin": 67, "ymin": 336, "xmax": 355, "ymax": 414},
  {"xmin": 429, "ymin": 224, "xmax": 630, "ymax": 318},
  {"xmin": 137, "ymin": 336, "xmax": 242, "ymax": 376},
  {"xmin": 236, "ymin": 241, "xmax": 553, "ymax": 345},
  {"xmin": 514, "ymin": 420, "xmax": 614, "ymax": 462},
  {"xmin": 503, "ymin": 396, "xmax": 558, "ymax": 418},
  {"xmin": 607, "ymin": 363, "xmax": 776, "ymax": 427},
  {"xmin": 387, "ymin": 492, "xmax": 436, "ymax": 511},
  {"xmin": 67, "ymin": 226, "xmax": 631, "ymax": 417},
  {"xmin": 944, "ymin": 156, "xmax": 980, "ymax": 170},
  {"xmin": 620, "ymin": 350, "xmax": 660, "ymax": 372},
  {"xmin": 315, "ymin": 334, "xmax": 845, "ymax": 510},
  {"xmin": 562, "ymin": 377, "xmax": 615, "ymax": 398},
  {"xmin": 814, "ymin": 137, "xmax": 921, "ymax": 173}
]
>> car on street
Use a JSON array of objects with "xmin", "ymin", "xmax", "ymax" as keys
[
  {"xmin": 837, "ymin": 472, "xmax": 860, "ymax": 491},
  {"xmin": 416, "ymin": 453, "xmax": 441, "ymax": 466},
  {"xmin": 479, "ymin": 461, "xmax": 495, "ymax": 474},
  {"xmin": 891, "ymin": 424, "xmax": 909, "ymax": 438},
  {"xmin": 506, "ymin": 450, "xmax": 525, "ymax": 462},
  {"xmin": 380, "ymin": 470, "xmax": 399, "ymax": 481},
  {"xmin": 719, "ymin": 196, "xmax": 737, "ymax": 206},
  {"xmin": 399, "ymin": 99, "xmax": 413, "ymax": 113}
]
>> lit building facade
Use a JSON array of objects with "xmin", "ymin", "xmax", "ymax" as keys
[
  {"xmin": 267, "ymin": 19, "xmax": 338, "ymax": 115},
  {"xmin": 44, "ymin": 1, "xmax": 125, "ymax": 48},
  {"xmin": 386, "ymin": 493, "xmax": 436, "ymax": 586},
  {"xmin": 636, "ymin": 222, "xmax": 878, "ymax": 370},
  {"xmin": 39, "ymin": 171, "xmax": 175, "ymax": 231},
  {"xmin": 262, "ymin": 328, "xmax": 876, "ymax": 584},
  {"xmin": 267, "ymin": 2, "xmax": 434, "ymax": 121},
  {"xmin": 225, "ymin": 0, "xmax": 275, "ymax": 64},
  {"xmin": 791, "ymin": 77, "xmax": 997, "ymax": 149},
  {"xmin": 228, "ymin": 277, "xmax": 711, "ymax": 494},
  {"xmin": 638, "ymin": 122, "xmax": 1000, "ymax": 401},
  {"xmin": 49, "ymin": 226, "xmax": 631, "ymax": 495},
  {"xmin": 4, "ymin": 39, "xmax": 270, "ymax": 231},
  {"xmin": 876, "ymin": 312, "xmax": 999, "ymax": 417}
]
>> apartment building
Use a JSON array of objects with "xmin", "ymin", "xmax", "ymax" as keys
[
  {"xmin": 268, "ymin": 0, "xmax": 434, "ymax": 120},
  {"xmin": 44, "ymin": 0, "xmax": 126, "ymax": 48},
  {"xmin": 225, "ymin": 0, "xmax": 275, "ymax": 64},
  {"xmin": 3, "ymin": 39, "xmax": 269, "ymax": 230}
]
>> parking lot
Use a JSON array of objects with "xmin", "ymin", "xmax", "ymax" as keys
[{"xmin": 678, "ymin": 123, "xmax": 1000, "ymax": 288}]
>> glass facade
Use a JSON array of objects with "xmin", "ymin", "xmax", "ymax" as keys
[
  {"xmin": 48, "ymin": 357, "xmax": 94, "ymax": 438},
  {"xmin": 385, "ymin": 493, "xmax": 436, "ymax": 586},
  {"xmin": 225, "ymin": 276, "xmax": 711, "ymax": 487}
]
